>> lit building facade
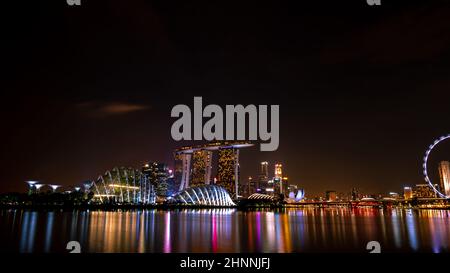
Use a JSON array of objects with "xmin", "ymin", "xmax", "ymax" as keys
[
  {"xmin": 413, "ymin": 184, "xmax": 438, "ymax": 199},
  {"xmin": 142, "ymin": 162, "xmax": 170, "ymax": 197},
  {"xmin": 404, "ymin": 187, "xmax": 413, "ymax": 200},
  {"xmin": 272, "ymin": 163, "xmax": 285, "ymax": 196},
  {"xmin": 217, "ymin": 147, "xmax": 239, "ymax": 197},
  {"xmin": 247, "ymin": 176, "xmax": 257, "ymax": 196},
  {"xmin": 281, "ymin": 177, "xmax": 289, "ymax": 195},
  {"xmin": 191, "ymin": 150, "xmax": 213, "ymax": 187},
  {"xmin": 438, "ymin": 161, "xmax": 450, "ymax": 196},
  {"xmin": 174, "ymin": 142, "xmax": 253, "ymax": 198},
  {"xmin": 274, "ymin": 163, "xmax": 282, "ymax": 179},
  {"xmin": 258, "ymin": 161, "xmax": 269, "ymax": 193}
]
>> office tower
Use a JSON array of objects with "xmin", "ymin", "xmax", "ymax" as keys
[
  {"xmin": 438, "ymin": 161, "xmax": 450, "ymax": 196},
  {"xmin": 274, "ymin": 163, "xmax": 282, "ymax": 179},
  {"xmin": 247, "ymin": 176, "xmax": 257, "ymax": 196},
  {"xmin": 258, "ymin": 161, "xmax": 269, "ymax": 193},
  {"xmin": 273, "ymin": 177, "xmax": 281, "ymax": 195},
  {"xmin": 281, "ymin": 177, "xmax": 289, "ymax": 195},
  {"xmin": 261, "ymin": 161, "xmax": 269, "ymax": 177},
  {"xmin": 271, "ymin": 163, "xmax": 282, "ymax": 195},
  {"xmin": 142, "ymin": 162, "xmax": 170, "ymax": 197}
]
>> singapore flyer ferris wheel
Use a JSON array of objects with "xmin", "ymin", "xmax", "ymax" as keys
[{"xmin": 423, "ymin": 134, "xmax": 450, "ymax": 198}]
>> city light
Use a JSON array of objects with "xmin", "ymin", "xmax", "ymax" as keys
[
  {"xmin": 108, "ymin": 184, "xmax": 140, "ymax": 190},
  {"xmin": 94, "ymin": 194, "xmax": 116, "ymax": 198}
]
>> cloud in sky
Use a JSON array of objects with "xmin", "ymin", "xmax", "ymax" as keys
[{"xmin": 76, "ymin": 101, "xmax": 150, "ymax": 118}]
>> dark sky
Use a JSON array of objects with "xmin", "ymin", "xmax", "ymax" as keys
[{"xmin": 2, "ymin": 0, "xmax": 450, "ymax": 196}]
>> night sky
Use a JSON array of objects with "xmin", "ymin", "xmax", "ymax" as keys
[{"xmin": 2, "ymin": 0, "xmax": 450, "ymax": 196}]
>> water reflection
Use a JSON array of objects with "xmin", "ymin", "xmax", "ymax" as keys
[{"xmin": 0, "ymin": 208, "xmax": 450, "ymax": 253}]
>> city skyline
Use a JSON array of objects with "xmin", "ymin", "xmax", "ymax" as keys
[
  {"xmin": 2, "ymin": 1, "xmax": 450, "ymax": 196},
  {"xmin": 13, "ymin": 144, "xmax": 450, "ymax": 200}
]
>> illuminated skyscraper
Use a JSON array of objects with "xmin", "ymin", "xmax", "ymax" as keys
[
  {"xmin": 438, "ymin": 161, "xmax": 450, "ymax": 196},
  {"xmin": 273, "ymin": 163, "xmax": 284, "ymax": 195},
  {"xmin": 217, "ymin": 147, "xmax": 240, "ymax": 197},
  {"xmin": 275, "ymin": 163, "xmax": 282, "ymax": 179},
  {"xmin": 281, "ymin": 177, "xmax": 289, "ymax": 195},
  {"xmin": 258, "ymin": 161, "xmax": 269, "ymax": 192},
  {"xmin": 191, "ymin": 150, "xmax": 213, "ymax": 187},
  {"xmin": 247, "ymin": 176, "xmax": 257, "ymax": 196},
  {"xmin": 261, "ymin": 161, "xmax": 269, "ymax": 178},
  {"xmin": 142, "ymin": 162, "xmax": 170, "ymax": 197}
]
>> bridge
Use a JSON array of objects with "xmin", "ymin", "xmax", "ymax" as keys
[{"xmin": 284, "ymin": 198, "xmax": 449, "ymax": 208}]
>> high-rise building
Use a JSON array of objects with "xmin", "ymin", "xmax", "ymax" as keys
[
  {"xmin": 438, "ymin": 161, "xmax": 450, "ymax": 196},
  {"xmin": 274, "ymin": 163, "xmax": 282, "ymax": 179},
  {"xmin": 217, "ymin": 147, "xmax": 240, "ymax": 197},
  {"xmin": 247, "ymin": 176, "xmax": 257, "ymax": 196},
  {"xmin": 273, "ymin": 177, "xmax": 281, "ymax": 195},
  {"xmin": 142, "ymin": 162, "xmax": 170, "ymax": 197},
  {"xmin": 258, "ymin": 161, "xmax": 269, "ymax": 193},
  {"xmin": 281, "ymin": 177, "xmax": 289, "ymax": 195},
  {"xmin": 261, "ymin": 161, "xmax": 269, "ymax": 177},
  {"xmin": 191, "ymin": 150, "xmax": 213, "ymax": 187},
  {"xmin": 239, "ymin": 177, "xmax": 251, "ymax": 198}
]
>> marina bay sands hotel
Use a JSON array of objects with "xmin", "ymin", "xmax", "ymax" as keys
[{"xmin": 174, "ymin": 142, "xmax": 253, "ymax": 198}]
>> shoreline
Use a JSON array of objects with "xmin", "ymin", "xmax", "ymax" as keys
[{"xmin": 1, "ymin": 204, "xmax": 450, "ymax": 211}]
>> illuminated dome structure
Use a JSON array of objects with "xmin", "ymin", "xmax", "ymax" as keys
[
  {"xmin": 173, "ymin": 185, "xmax": 236, "ymax": 206},
  {"xmin": 91, "ymin": 167, "xmax": 155, "ymax": 204}
]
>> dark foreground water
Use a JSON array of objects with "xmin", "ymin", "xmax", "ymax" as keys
[{"xmin": 1, "ymin": 208, "xmax": 450, "ymax": 253}]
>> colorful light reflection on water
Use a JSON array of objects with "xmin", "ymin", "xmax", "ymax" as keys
[{"xmin": 1, "ymin": 208, "xmax": 450, "ymax": 253}]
